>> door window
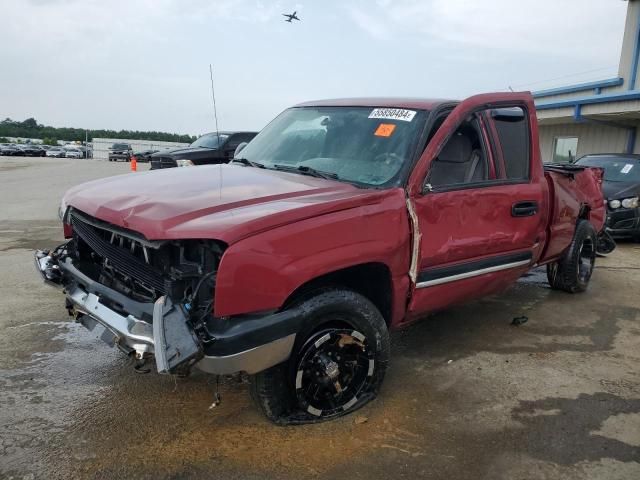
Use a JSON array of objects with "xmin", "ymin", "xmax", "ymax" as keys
[
  {"xmin": 425, "ymin": 115, "xmax": 490, "ymax": 190},
  {"xmin": 489, "ymin": 107, "xmax": 530, "ymax": 179}
]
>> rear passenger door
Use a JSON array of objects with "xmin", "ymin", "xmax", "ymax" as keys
[{"xmin": 406, "ymin": 93, "xmax": 547, "ymax": 320}]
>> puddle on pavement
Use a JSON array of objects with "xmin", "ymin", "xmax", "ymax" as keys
[
  {"xmin": 518, "ymin": 267, "xmax": 551, "ymax": 287},
  {"xmin": 0, "ymin": 311, "xmax": 453, "ymax": 479},
  {"xmin": 0, "ymin": 220, "xmax": 64, "ymax": 252},
  {"xmin": 2, "ymin": 256, "xmax": 639, "ymax": 479}
]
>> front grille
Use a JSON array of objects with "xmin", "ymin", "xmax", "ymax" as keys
[
  {"xmin": 150, "ymin": 156, "xmax": 177, "ymax": 169},
  {"xmin": 70, "ymin": 213, "xmax": 167, "ymax": 294},
  {"xmin": 608, "ymin": 208, "xmax": 637, "ymax": 225}
]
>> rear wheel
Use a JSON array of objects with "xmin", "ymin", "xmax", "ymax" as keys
[
  {"xmin": 249, "ymin": 289, "xmax": 390, "ymax": 424},
  {"xmin": 596, "ymin": 230, "xmax": 616, "ymax": 257},
  {"xmin": 547, "ymin": 220, "xmax": 597, "ymax": 293}
]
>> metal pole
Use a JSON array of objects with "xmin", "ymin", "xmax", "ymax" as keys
[{"xmin": 209, "ymin": 64, "xmax": 220, "ymax": 138}]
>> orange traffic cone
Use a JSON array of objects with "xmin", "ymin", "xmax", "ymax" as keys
[{"xmin": 130, "ymin": 156, "xmax": 137, "ymax": 172}]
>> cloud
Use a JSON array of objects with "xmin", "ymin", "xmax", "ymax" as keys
[
  {"xmin": 345, "ymin": 4, "xmax": 390, "ymax": 40},
  {"xmin": 347, "ymin": 0, "xmax": 625, "ymax": 63},
  {"xmin": 0, "ymin": 0, "xmax": 629, "ymax": 133}
]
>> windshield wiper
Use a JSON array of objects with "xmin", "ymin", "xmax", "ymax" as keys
[
  {"xmin": 272, "ymin": 164, "xmax": 339, "ymax": 180},
  {"xmin": 232, "ymin": 158, "xmax": 265, "ymax": 168}
]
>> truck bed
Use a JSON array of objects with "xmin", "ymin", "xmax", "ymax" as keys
[{"xmin": 540, "ymin": 165, "xmax": 605, "ymax": 263}]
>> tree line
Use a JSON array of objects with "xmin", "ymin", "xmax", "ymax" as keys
[{"xmin": 0, "ymin": 117, "xmax": 197, "ymax": 144}]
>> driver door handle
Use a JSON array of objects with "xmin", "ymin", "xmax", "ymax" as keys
[{"xmin": 512, "ymin": 201, "xmax": 538, "ymax": 217}]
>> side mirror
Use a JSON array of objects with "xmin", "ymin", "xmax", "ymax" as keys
[{"xmin": 234, "ymin": 142, "xmax": 248, "ymax": 158}]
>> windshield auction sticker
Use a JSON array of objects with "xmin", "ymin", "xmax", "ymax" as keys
[
  {"xmin": 621, "ymin": 163, "xmax": 634, "ymax": 174},
  {"xmin": 375, "ymin": 123, "xmax": 396, "ymax": 137},
  {"xmin": 369, "ymin": 108, "xmax": 416, "ymax": 122}
]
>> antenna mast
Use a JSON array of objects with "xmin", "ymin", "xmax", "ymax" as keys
[{"xmin": 209, "ymin": 64, "xmax": 220, "ymax": 138}]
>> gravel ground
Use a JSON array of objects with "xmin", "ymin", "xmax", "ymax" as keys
[{"xmin": 0, "ymin": 157, "xmax": 639, "ymax": 479}]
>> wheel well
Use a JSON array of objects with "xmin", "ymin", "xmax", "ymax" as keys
[
  {"xmin": 282, "ymin": 263, "xmax": 393, "ymax": 326},
  {"xmin": 578, "ymin": 203, "xmax": 591, "ymax": 220}
]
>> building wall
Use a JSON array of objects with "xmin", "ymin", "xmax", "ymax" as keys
[
  {"xmin": 618, "ymin": 0, "xmax": 640, "ymax": 90},
  {"xmin": 538, "ymin": 122, "xmax": 637, "ymax": 163},
  {"xmin": 533, "ymin": 1, "xmax": 640, "ymax": 162}
]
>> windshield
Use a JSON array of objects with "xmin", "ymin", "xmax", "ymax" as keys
[
  {"xmin": 236, "ymin": 106, "xmax": 427, "ymax": 187},
  {"xmin": 576, "ymin": 156, "xmax": 640, "ymax": 182},
  {"xmin": 111, "ymin": 143, "xmax": 129, "ymax": 150},
  {"xmin": 191, "ymin": 133, "xmax": 229, "ymax": 149}
]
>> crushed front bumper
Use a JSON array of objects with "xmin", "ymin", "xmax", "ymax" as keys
[
  {"xmin": 34, "ymin": 247, "xmax": 297, "ymax": 375},
  {"xmin": 605, "ymin": 208, "xmax": 640, "ymax": 239}
]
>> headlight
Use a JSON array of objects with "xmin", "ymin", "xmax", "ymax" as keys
[
  {"xmin": 609, "ymin": 199, "xmax": 621, "ymax": 209},
  {"xmin": 176, "ymin": 159, "xmax": 194, "ymax": 167},
  {"xmin": 621, "ymin": 196, "xmax": 639, "ymax": 209}
]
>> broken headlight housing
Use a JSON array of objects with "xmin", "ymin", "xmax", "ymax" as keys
[{"xmin": 176, "ymin": 159, "xmax": 194, "ymax": 167}]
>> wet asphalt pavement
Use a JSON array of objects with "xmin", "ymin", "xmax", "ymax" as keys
[{"xmin": 1, "ymin": 157, "xmax": 639, "ymax": 479}]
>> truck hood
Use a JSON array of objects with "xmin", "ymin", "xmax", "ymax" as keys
[
  {"xmin": 63, "ymin": 164, "xmax": 386, "ymax": 244},
  {"xmin": 152, "ymin": 146, "xmax": 215, "ymax": 158}
]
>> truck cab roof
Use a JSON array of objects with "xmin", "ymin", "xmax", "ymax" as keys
[{"xmin": 295, "ymin": 97, "xmax": 456, "ymax": 110}]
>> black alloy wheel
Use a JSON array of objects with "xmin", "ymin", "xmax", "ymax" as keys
[
  {"xmin": 294, "ymin": 327, "xmax": 375, "ymax": 418},
  {"xmin": 249, "ymin": 289, "xmax": 390, "ymax": 424},
  {"xmin": 547, "ymin": 219, "xmax": 597, "ymax": 293}
]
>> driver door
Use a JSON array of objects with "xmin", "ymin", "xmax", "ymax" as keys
[{"xmin": 405, "ymin": 93, "xmax": 547, "ymax": 321}]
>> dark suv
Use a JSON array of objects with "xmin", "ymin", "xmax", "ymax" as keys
[
  {"xmin": 108, "ymin": 143, "xmax": 133, "ymax": 162},
  {"xmin": 150, "ymin": 131, "xmax": 257, "ymax": 169}
]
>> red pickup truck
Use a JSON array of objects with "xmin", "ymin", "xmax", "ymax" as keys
[{"xmin": 36, "ymin": 92, "xmax": 605, "ymax": 424}]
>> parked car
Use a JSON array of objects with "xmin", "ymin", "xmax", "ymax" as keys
[
  {"xmin": 65, "ymin": 148, "xmax": 83, "ymax": 159},
  {"xmin": 132, "ymin": 149, "xmax": 159, "ymax": 163},
  {"xmin": 149, "ymin": 131, "xmax": 257, "ymax": 169},
  {"xmin": 0, "ymin": 144, "xmax": 20, "ymax": 156},
  {"xmin": 33, "ymin": 145, "xmax": 48, "ymax": 156},
  {"xmin": 17, "ymin": 144, "xmax": 45, "ymax": 156},
  {"xmin": 576, "ymin": 153, "xmax": 640, "ymax": 240},
  {"xmin": 46, "ymin": 146, "xmax": 67, "ymax": 158},
  {"xmin": 36, "ymin": 93, "xmax": 605, "ymax": 423},
  {"xmin": 108, "ymin": 143, "xmax": 133, "ymax": 162}
]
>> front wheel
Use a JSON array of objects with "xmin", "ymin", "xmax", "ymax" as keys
[
  {"xmin": 249, "ymin": 289, "xmax": 390, "ymax": 424},
  {"xmin": 547, "ymin": 220, "xmax": 597, "ymax": 293}
]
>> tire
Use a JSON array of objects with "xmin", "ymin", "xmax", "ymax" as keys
[
  {"xmin": 249, "ymin": 289, "xmax": 390, "ymax": 424},
  {"xmin": 547, "ymin": 220, "xmax": 597, "ymax": 293},
  {"xmin": 596, "ymin": 230, "xmax": 616, "ymax": 257}
]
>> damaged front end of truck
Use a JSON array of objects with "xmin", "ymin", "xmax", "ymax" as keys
[{"xmin": 35, "ymin": 207, "xmax": 223, "ymax": 375}]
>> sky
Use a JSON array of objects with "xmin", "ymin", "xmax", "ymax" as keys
[{"xmin": 0, "ymin": 0, "xmax": 629, "ymax": 136}]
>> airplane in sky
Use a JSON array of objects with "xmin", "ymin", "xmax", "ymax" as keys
[{"xmin": 283, "ymin": 11, "xmax": 300, "ymax": 22}]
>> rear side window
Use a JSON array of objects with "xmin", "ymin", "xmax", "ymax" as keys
[
  {"xmin": 490, "ymin": 107, "xmax": 529, "ymax": 180},
  {"xmin": 226, "ymin": 133, "xmax": 255, "ymax": 148}
]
